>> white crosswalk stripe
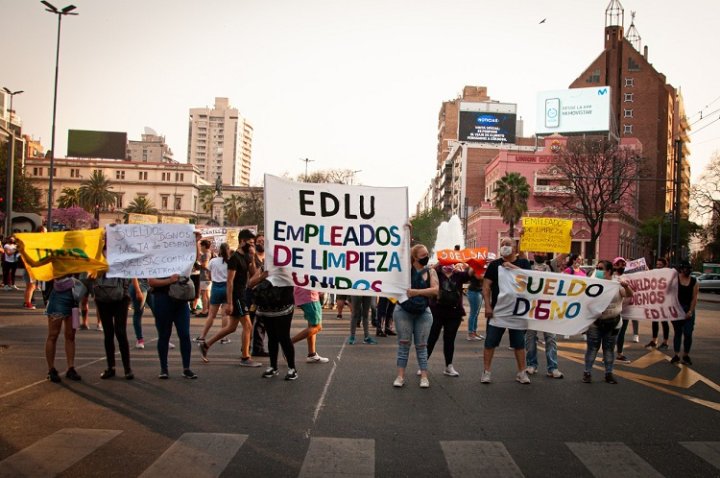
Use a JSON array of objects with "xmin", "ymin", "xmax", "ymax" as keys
[
  {"xmin": 566, "ymin": 442, "xmax": 664, "ymax": 478},
  {"xmin": 0, "ymin": 428, "xmax": 121, "ymax": 478},
  {"xmin": 680, "ymin": 442, "xmax": 720, "ymax": 469},
  {"xmin": 298, "ymin": 437, "xmax": 375, "ymax": 478},
  {"xmin": 138, "ymin": 433, "xmax": 248, "ymax": 478},
  {"xmin": 441, "ymin": 440, "xmax": 524, "ymax": 478}
]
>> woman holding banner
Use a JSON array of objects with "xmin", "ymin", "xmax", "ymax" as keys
[
  {"xmin": 670, "ymin": 261, "xmax": 699, "ymax": 366},
  {"xmin": 583, "ymin": 260, "xmax": 634, "ymax": 384},
  {"xmin": 392, "ymin": 244, "xmax": 438, "ymax": 388}
]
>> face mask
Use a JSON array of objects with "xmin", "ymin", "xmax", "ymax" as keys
[
  {"xmin": 499, "ymin": 246, "xmax": 513, "ymax": 258},
  {"xmin": 594, "ymin": 270, "xmax": 605, "ymax": 279},
  {"xmin": 255, "ymin": 244, "xmax": 264, "ymax": 253},
  {"xmin": 241, "ymin": 243, "xmax": 251, "ymax": 253},
  {"xmin": 418, "ymin": 256, "xmax": 430, "ymax": 266},
  {"xmin": 535, "ymin": 256, "xmax": 545, "ymax": 263},
  {"xmin": 442, "ymin": 265, "xmax": 454, "ymax": 274}
]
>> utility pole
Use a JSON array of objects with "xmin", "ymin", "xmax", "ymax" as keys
[{"xmin": 300, "ymin": 157, "xmax": 314, "ymax": 180}]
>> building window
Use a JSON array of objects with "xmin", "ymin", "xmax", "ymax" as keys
[
  {"xmin": 623, "ymin": 109, "xmax": 634, "ymax": 118},
  {"xmin": 624, "ymin": 92, "xmax": 634, "ymax": 102},
  {"xmin": 33, "ymin": 167, "xmax": 43, "ymax": 176},
  {"xmin": 115, "ymin": 170, "xmax": 125, "ymax": 180},
  {"xmin": 161, "ymin": 195, "xmax": 169, "ymax": 209},
  {"xmin": 116, "ymin": 194, "xmax": 124, "ymax": 209},
  {"xmin": 70, "ymin": 168, "xmax": 80, "ymax": 178},
  {"xmin": 138, "ymin": 171, "xmax": 148, "ymax": 180},
  {"xmin": 624, "ymin": 77, "xmax": 635, "ymax": 87},
  {"xmin": 624, "ymin": 124, "xmax": 633, "ymax": 135},
  {"xmin": 142, "ymin": 150, "xmax": 148, "ymax": 162},
  {"xmin": 174, "ymin": 196, "xmax": 182, "ymax": 210},
  {"xmin": 175, "ymin": 172, "xmax": 184, "ymax": 181}
]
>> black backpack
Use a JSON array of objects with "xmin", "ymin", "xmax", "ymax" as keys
[
  {"xmin": 253, "ymin": 279, "xmax": 294, "ymax": 309},
  {"xmin": 437, "ymin": 275, "xmax": 461, "ymax": 307}
]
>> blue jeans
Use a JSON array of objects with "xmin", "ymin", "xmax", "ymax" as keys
[
  {"xmin": 393, "ymin": 306, "xmax": 432, "ymax": 370},
  {"xmin": 525, "ymin": 329, "xmax": 558, "ymax": 372},
  {"xmin": 466, "ymin": 290, "xmax": 483, "ymax": 334},
  {"xmin": 672, "ymin": 313, "xmax": 695, "ymax": 354},
  {"xmin": 584, "ymin": 319, "xmax": 620, "ymax": 374},
  {"xmin": 152, "ymin": 292, "xmax": 192, "ymax": 372},
  {"xmin": 128, "ymin": 285, "xmax": 148, "ymax": 341}
]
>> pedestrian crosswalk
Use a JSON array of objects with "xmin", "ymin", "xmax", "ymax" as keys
[{"xmin": 1, "ymin": 429, "xmax": 719, "ymax": 477}]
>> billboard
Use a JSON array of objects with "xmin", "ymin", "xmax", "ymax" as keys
[
  {"xmin": 536, "ymin": 87, "xmax": 611, "ymax": 134},
  {"xmin": 458, "ymin": 101, "xmax": 517, "ymax": 144},
  {"xmin": 67, "ymin": 129, "xmax": 127, "ymax": 159}
]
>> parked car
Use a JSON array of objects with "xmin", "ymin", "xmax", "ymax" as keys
[{"xmin": 697, "ymin": 274, "xmax": 720, "ymax": 293}]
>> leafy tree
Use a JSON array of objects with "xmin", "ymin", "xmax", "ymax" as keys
[
  {"xmin": 637, "ymin": 216, "xmax": 703, "ymax": 259},
  {"xmin": 52, "ymin": 206, "xmax": 97, "ymax": 230},
  {"xmin": 542, "ymin": 138, "xmax": 642, "ymax": 261},
  {"xmin": 198, "ymin": 186, "xmax": 215, "ymax": 214},
  {"xmin": 236, "ymin": 188, "xmax": 264, "ymax": 230},
  {"xmin": 57, "ymin": 187, "xmax": 80, "ymax": 209},
  {"xmin": 125, "ymin": 195, "xmax": 158, "ymax": 215},
  {"xmin": 691, "ymin": 152, "xmax": 720, "ymax": 260},
  {"xmin": 224, "ymin": 194, "xmax": 242, "ymax": 226},
  {"xmin": 410, "ymin": 208, "xmax": 447, "ymax": 247},
  {"xmin": 78, "ymin": 170, "xmax": 117, "ymax": 219},
  {"xmin": 493, "ymin": 172, "xmax": 530, "ymax": 239},
  {"xmin": 0, "ymin": 140, "xmax": 42, "ymax": 213},
  {"xmin": 299, "ymin": 169, "xmax": 359, "ymax": 184}
]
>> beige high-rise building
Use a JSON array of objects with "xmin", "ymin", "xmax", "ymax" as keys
[
  {"xmin": 127, "ymin": 128, "xmax": 175, "ymax": 163},
  {"xmin": 187, "ymin": 97, "xmax": 253, "ymax": 187}
]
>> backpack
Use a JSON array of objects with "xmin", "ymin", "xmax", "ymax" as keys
[
  {"xmin": 437, "ymin": 275, "xmax": 461, "ymax": 307},
  {"xmin": 399, "ymin": 267, "xmax": 430, "ymax": 314},
  {"xmin": 253, "ymin": 279, "xmax": 294, "ymax": 309},
  {"xmin": 94, "ymin": 275, "xmax": 126, "ymax": 302}
]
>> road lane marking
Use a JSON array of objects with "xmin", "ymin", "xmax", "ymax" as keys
[
  {"xmin": 566, "ymin": 442, "xmax": 663, "ymax": 478},
  {"xmin": 441, "ymin": 441, "xmax": 523, "ymax": 477},
  {"xmin": 0, "ymin": 428, "xmax": 121, "ymax": 478},
  {"xmin": 298, "ymin": 437, "xmax": 374, "ymax": 478},
  {"xmin": 681, "ymin": 442, "xmax": 720, "ymax": 469},
  {"xmin": 138, "ymin": 433, "xmax": 247, "ymax": 478}
]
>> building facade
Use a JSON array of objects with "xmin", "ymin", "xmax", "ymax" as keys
[
  {"xmin": 569, "ymin": 1, "xmax": 690, "ymax": 220},
  {"xmin": 187, "ymin": 97, "xmax": 253, "ymax": 187},
  {"xmin": 127, "ymin": 129, "xmax": 175, "ymax": 163}
]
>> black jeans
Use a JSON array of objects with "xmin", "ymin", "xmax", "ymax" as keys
[
  {"xmin": 651, "ymin": 321, "xmax": 669, "ymax": 341},
  {"xmin": 264, "ymin": 311, "xmax": 295, "ymax": 370},
  {"xmin": 672, "ymin": 314, "xmax": 695, "ymax": 355},
  {"xmin": 427, "ymin": 312, "xmax": 462, "ymax": 366},
  {"xmin": 616, "ymin": 319, "xmax": 639, "ymax": 353},
  {"xmin": 96, "ymin": 298, "xmax": 131, "ymax": 372},
  {"xmin": 376, "ymin": 297, "xmax": 396, "ymax": 332},
  {"xmin": 2, "ymin": 261, "xmax": 17, "ymax": 286}
]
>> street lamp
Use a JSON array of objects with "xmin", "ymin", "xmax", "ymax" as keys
[
  {"xmin": 42, "ymin": 1, "xmax": 78, "ymax": 230},
  {"xmin": 2, "ymin": 87, "xmax": 23, "ymax": 237},
  {"xmin": 299, "ymin": 157, "xmax": 314, "ymax": 180}
]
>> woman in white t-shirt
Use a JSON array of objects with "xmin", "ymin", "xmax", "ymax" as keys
[
  {"xmin": 196, "ymin": 243, "xmax": 230, "ymax": 346},
  {"xmin": 3, "ymin": 237, "xmax": 19, "ymax": 289}
]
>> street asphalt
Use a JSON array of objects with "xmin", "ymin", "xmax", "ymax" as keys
[{"xmin": 1, "ymin": 284, "xmax": 720, "ymax": 477}]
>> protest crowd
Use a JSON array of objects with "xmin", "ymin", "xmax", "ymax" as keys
[{"xmin": 7, "ymin": 177, "xmax": 701, "ymax": 389}]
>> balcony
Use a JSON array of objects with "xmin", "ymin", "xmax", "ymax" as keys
[{"xmin": 533, "ymin": 184, "xmax": 573, "ymax": 195}]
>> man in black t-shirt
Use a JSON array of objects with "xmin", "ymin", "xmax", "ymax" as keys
[
  {"xmin": 481, "ymin": 237, "xmax": 531, "ymax": 385},
  {"xmin": 199, "ymin": 229, "xmax": 261, "ymax": 367}
]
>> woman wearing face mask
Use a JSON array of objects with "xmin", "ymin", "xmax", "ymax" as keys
[
  {"xmin": 671, "ymin": 261, "xmax": 699, "ymax": 365},
  {"xmin": 392, "ymin": 244, "xmax": 438, "ymax": 388},
  {"xmin": 426, "ymin": 262, "xmax": 470, "ymax": 377},
  {"xmin": 563, "ymin": 254, "xmax": 587, "ymax": 276},
  {"xmin": 612, "ymin": 257, "xmax": 638, "ymax": 363},
  {"xmin": 582, "ymin": 260, "xmax": 634, "ymax": 384}
]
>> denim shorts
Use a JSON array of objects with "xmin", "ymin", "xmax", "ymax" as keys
[
  {"xmin": 46, "ymin": 289, "xmax": 75, "ymax": 318},
  {"xmin": 300, "ymin": 301, "xmax": 322, "ymax": 326},
  {"xmin": 210, "ymin": 282, "xmax": 227, "ymax": 305},
  {"xmin": 485, "ymin": 321, "xmax": 526, "ymax": 349}
]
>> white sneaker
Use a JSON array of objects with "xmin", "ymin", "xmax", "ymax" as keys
[
  {"xmin": 481, "ymin": 370, "xmax": 492, "ymax": 383},
  {"xmin": 419, "ymin": 377, "xmax": 430, "ymax": 388},
  {"xmin": 11, "ymin": 285, "xmax": 19, "ymax": 290},
  {"xmin": 444, "ymin": 364, "xmax": 460, "ymax": 377},
  {"xmin": 393, "ymin": 376, "xmax": 405, "ymax": 387},
  {"xmin": 547, "ymin": 369, "xmax": 564, "ymax": 379},
  {"xmin": 306, "ymin": 353, "xmax": 329, "ymax": 363},
  {"xmin": 633, "ymin": 334, "xmax": 640, "ymax": 343},
  {"xmin": 168, "ymin": 341, "xmax": 175, "ymax": 349},
  {"xmin": 526, "ymin": 366, "xmax": 537, "ymax": 375},
  {"xmin": 416, "ymin": 369, "xmax": 422, "ymax": 376},
  {"xmin": 516, "ymin": 370, "xmax": 531, "ymax": 384},
  {"xmin": 135, "ymin": 340, "xmax": 145, "ymax": 350}
]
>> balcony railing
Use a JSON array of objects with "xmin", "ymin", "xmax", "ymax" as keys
[{"xmin": 534, "ymin": 184, "xmax": 574, "ymax": 194}]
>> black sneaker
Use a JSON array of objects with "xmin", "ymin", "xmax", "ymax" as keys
[
  {"xmin": 385, "ymin": 329, "xmax": 397, "ymax": 336},
  {"xmin": 47, "ymin": 368, "xmax": 61, "ymax": 383},
  {"xmin": 645, "ymin": 341, "xmax": 657, "ymax": 348},
  {"xmin": 158, "ymin": 371, "xmax": 169, "ymax": 379},
  {"xmin": 124, "ymin": 370, "xmax": 134, "ymax": 380},
  {"xmin": 376, "ymin": 330, "xmax": 387, "ymax": 337},
  {"xmin": 284, "ymin": 368, "xmax": 298, "ymax": 381},
  {"xmin": 100, "ymin": 369, "xmax": 116, "ymax": 379},
  {"xmin": 262, "ymin": 367, "xmax": 278, "ymax": 378},
  {"xmin": 681, "ymin": 355, "xmax": 693, "ymax": 365},
  {"xmin": 658, "ymin": 343, "xmax": 669, "ymax": 350},
  {"xmin": 183, "ymin": 369, "xmax": 198, "ymax": 379},
  {"xmin": 65, "ymin": 367, "xmax": 82, "ymax": 381},
  {"xmin": 582, "ymin": 372, "xmax": 592, "ymax": 383},
  {"xmin": 605, "ymin": 373, "xmax": 618, "ymax": 384},
  {"xmin": 670, "ymin": 355, "xmax": 681, "ymax": 364},
  {"xmin": 616, "ymin": 354, "xmax": 630, "ymax": 363}
]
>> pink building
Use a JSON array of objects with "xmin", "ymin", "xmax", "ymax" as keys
[{"xmin": 466, "ymin": 135, "xmax": 642, "ymax": 264}]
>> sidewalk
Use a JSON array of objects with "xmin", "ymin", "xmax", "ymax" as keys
[{"xmin": 699, "ymin": 292, "xmax": 720, "ymax": 304}]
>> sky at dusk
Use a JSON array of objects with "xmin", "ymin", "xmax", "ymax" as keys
[{"xmin": 4, "ymin": 0, "xmax": 720, "ymax": 209}]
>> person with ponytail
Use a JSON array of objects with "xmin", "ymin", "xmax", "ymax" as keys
[{"xmin": 196, "ymin": 242, "xmax": 231, "ymax": 345}]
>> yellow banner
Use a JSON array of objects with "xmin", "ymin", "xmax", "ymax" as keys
[
  {"xmin": 16, "ymin": 229, "xmax": 108, "ymax": 281},
  {"xmin": 161, "ymin": 216, "xmax": 189, "ymax": 224},
  {"xmin": 128, "ymin": 213, "xmax": 158, "ymax": 224},
  {"xmin": 520, "ymin": 217, "xmax": 573, "ymax": 253}
]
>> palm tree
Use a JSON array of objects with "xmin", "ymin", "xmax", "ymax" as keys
[
  {"xmin": 198, "ymin": 186, "xmax": 215, "ymax": 214},
  {"xmin": 224, "ymin": 194, "xmax": 242, "ymax": 226},
  {"xmin": 57, "ymin": 187, "xmax": 80, "ymax": 209},
  {"xmin": 125, "ymin": 195, "xmax": 158, "ymax": 215},
  {"xmin": 493, "ymin": 172, "xmax": 530, "ymax": 239},
  {"xmin": 78, "ymin": 170, "xmax": 117, "ymax": 219}
]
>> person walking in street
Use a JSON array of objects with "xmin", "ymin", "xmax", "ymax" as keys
[
  {"xmin": 348, "ymin": 295, "xmax": 377, "ymax": 345},
  {"xmin": 671, "ymin": 261, "xmax": 700, "ymax": 366},
  {"xmin": 466, "ymin": 266, "xmax": 484, "ymax": 341},
  {"xmin": 481, "ymin": 237, "xmax": 531, "ymax": 385},
  {"xmin": 94, "ymin": 272, "xmax": 134, "ymax": 380},
  {"xmin": 292, "ymin": 287, "xmax": 330, "ymax": 363},
  {"xmin": 392, "ymin": 244, "xmax": 438, "ymax": 389},
  {"xmin": 129, "ymin": 278, "xmax": 150, "ymax": 349},
  {"xmin": 612, "ymin": 257, "xmax": 637, "ymax": 363},
  {"xmin": 248, "ymin": 234, "xmax": 268, "ymax": 356},
  {"xmin": 375, "ymin": 296, "xmax": 397, "ymax": 337},
  {"xmin": 196, "ymin": 239, "xmax": 213, "ymax": 317},
  {"xmin": 2, "ymin": 236, "xmax": 20, "ymax": 290},
  {"xmin": 196, "ymin": 243, "xmax": 230, "ymax": 345},
  {"xmin": 583, "ymin": 260, "xmax": 634, "ymax": 384},
  {"xmin": 646, "ymin": 257, "xmax": 670, "ymax": 349},
  {"xmin": 525, "ymin": 252, "xmax": 564, "ymax": 379},
  {"xmin": 44, "ymin": 275, "xmax": 82, "ymax": 383}
]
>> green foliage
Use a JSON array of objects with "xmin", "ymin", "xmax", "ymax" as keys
[
  {"xmin": 410, "ymin": 208, "xmax": 447, "ymax": 247},
  {"xmin": 78, "ymin": 170, "xmax": 117, "ymax": 216},
  {"xmin": 198, "ymin": 187, "xmax": 215, "ymax": 214},
  {"xmin": 493, "ymin": 172, "xmax": 530, "ymax": 238},
  {"xmin": 125, "ymin": 195, "xmax": 158, "ymax": 215},
  {"xmin": 57, "ymin": 187, "xmax": 80, "ymax": 209},
  {"xmin": 637, "ymin": 216, "xmax": 703, "ymax": 258}
]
